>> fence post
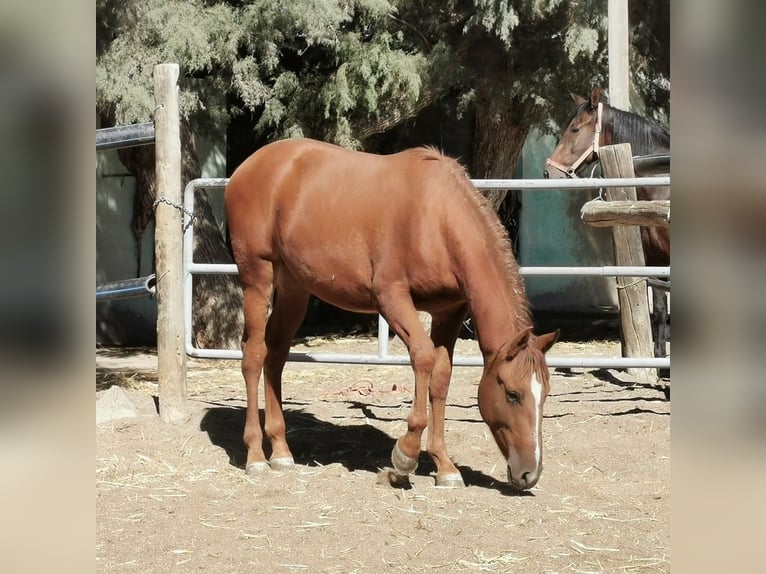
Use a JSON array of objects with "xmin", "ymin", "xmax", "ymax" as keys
[
  {"xmin": 599, "ymin": 144, "xmax": 658, "ymax": 385},
  {"xmin": 153, "ymin": 63, "xmax": 188, "ymax": 423}
]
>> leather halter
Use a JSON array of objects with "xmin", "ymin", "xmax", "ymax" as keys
[{"xmin": 545, "ymin": 102, "xmax": 603, "ymax": 178}]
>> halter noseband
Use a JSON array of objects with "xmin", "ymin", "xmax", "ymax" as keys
[{"xmin": 545, "ymin": 102, "xmax": 603, "ymax": 179}]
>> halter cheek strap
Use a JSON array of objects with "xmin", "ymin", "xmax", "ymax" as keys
[{"xmin": 545, "ymin": 102, "xmax": 603, "ymax": 179}]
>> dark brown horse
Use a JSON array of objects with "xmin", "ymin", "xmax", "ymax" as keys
[
  {"xmin": 225, "ymin": 138, "xmax": 559, "ymax": 490},
  {"xmin": 544, "ymin": 88, "xmax": 670, "ymax": 267}
]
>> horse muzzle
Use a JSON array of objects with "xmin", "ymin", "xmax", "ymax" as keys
[
  {"xmin": 507, "ymin": 462, "xmax": 542, "ymax": 491},
  {"xmin": 543, "ymin": 159, "xmax": 574, "ymax": 179}
]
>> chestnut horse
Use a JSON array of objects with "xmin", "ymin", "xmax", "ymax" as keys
[{"xmin": 225, "ymin": 138, "xmax": 559, "ymax": 490}]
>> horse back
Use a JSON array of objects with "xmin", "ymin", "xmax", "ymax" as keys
[{"xmin": 225, "ymin": 139, "xmax": 464, "ymax": 312}]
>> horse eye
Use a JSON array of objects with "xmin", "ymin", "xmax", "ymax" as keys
[
  {"xmin": 571, "ymin": 126, "xmax": 580, "ymax": 133},
  {"xmin": 505, "ymin": 390, "xmax": 521, "ymax": 405}
]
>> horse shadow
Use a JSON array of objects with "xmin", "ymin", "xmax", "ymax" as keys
[{"xmin": 199, "ymin": 406, "xmax": 526, "ymax": 496}]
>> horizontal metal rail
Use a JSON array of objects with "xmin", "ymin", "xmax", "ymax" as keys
[
  {"xmin": 187, "ymin": 261, "xmax": 670, "ymax": 278},
  {"xmin": 96, "ymin": 122, "xmax": 155, "ymax": 151},
  {"xmin": 183, "ymin": 177, "xmax": 671, "ymax": 370},
  {"xmin": 186, "ymin": 347, "xmax": 670, "ymax": 369},
  {"xmin": 97, "ymin": 274, "xmax": 156, "ymax": 302},
  {"xmin": 186, "ymin": 176, "xmax": 670, "ymax": 192},
  {"xmin": 632, "ymin": 153, "xmax": 670, "ymax": 175}
]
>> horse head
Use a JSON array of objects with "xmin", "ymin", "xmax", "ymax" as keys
[
  {"xmin": 478, "ymin": 327, "xmax": 559, "ymax": 491},
  {"xmin": 544, "ymin": 87, "xmax": 605, "ymax": 179}
]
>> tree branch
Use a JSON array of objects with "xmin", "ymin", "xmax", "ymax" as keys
[{"xmin": 354, "ymin": 84, "xmax": 446, "ymax": 142}]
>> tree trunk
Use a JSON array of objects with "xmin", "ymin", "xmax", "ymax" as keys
[
  {"xmin": 472, "ymin": 88, "xmax": 530, "ymax": 254},
  {"xmin": 179, "ymin": 121, "xmax": 244, "ymax": 351},
  {"xmin": 190, "ymin": 186, "xmax": 244, "ymax": 350}
]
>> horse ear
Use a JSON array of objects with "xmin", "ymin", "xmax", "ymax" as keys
[
  {"xmin": 570, "ymin": 92, "xmax": 587, "ymax": 106},
  {"xmin": 504, "ymin": 326, "xmax": 534, "ymax": 359},
  {"xmin": 589, "ymin": 87, "xmax": 602, "ymax": 109},
  {"xmin": 533, "ymin": 329, "xmax": 560, "ymax": 354}
]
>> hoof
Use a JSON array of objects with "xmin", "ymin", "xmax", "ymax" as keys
[
  {"xmin": 245, "ymin": 461, "xmax": 270, "ymax": 476},
  {"xmin": 377, "ymin": 469, "xmax": 412, "ymax": 489},
  {"xmin": 269, "ymin": 456, "xmax": 296, "ymax": 470},
  {"xmin": 387, "ymin": 469, "xmax": 413, "ymax": 489},
  {"xmin": 435, "ymin": 473, "xmax": 465, "ymax": 488},
  {"xmin": 391, "ymin": 441, "xmax": 418, "ymax": 476}
]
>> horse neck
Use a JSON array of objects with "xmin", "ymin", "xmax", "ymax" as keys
[
  {"xmin": 603, "ymin": 105, "xmax": 670, "ymax": 154},
  {"xmin": 457, "ymin": 241, "xmax": 532, "ymax": 358}
]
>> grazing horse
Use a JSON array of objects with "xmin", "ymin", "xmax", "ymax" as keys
[
  {"xmin": 225, "ymin": 138, "xmax": 559, "ymax": 490},
  {"xmin": 543, "ymin": 87, "xmax": 670, "ymax": 267}
]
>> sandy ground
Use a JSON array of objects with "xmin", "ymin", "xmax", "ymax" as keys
[{"xmin": 96, "ymin": 336, "xmax": 669, "ymax": 573}]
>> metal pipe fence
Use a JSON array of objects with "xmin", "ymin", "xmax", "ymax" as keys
[
  {"xmin": 96, "ymin": 274, "xmax": 156, "ymax": 302},
  {"xmin": 96, "ymin": 121, "xmax": 158, "ymax": 301},
  {"xmin": 96, "ymin": 122, "xmax": 156, "ymax": 151},
  {"xmin": 183, "ymin": 176, "xmax": 670, "ymax": 369}
]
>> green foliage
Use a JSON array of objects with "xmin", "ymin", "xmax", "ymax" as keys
[
  {"xmin": 96, "ymin": 0, "xmax": 669, "ymax": 146},
  {"xmin": 466, "ymin": 0, "xmax": 521, "ymax": 46},
  {"xmin": 97, "ymin": 0, "xmax": 239, "ymax": 130},
  {"xmin": 97, "ymin": 0, "xmax": 435, "ymax": 146},
  {"xmin": 564, "ymin": 24, "xmax": 600, "ymax": 62}
]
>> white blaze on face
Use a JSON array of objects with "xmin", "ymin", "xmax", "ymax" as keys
[{"xmin": 530, "ymin": 372, "xmax": 543, "ymax": 466}]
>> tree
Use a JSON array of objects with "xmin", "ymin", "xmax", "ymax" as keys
[
  {"xmin": 97, "ymin": 0, "xmax": 441, "ymax": 348},
  {"xmin": 97, "ymin": 0, "xmax": 669, "ymax": 345}
]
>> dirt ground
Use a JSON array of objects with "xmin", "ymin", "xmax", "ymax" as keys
[{"xmin": 96, "ymin": 336, "xmax": 670, "ymax": 573}]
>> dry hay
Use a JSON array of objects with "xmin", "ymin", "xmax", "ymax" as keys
[{"xmin": 96, "ymin": 337, "xmax": 669, "ymax": 573}]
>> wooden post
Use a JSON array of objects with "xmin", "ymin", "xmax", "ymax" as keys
[
  {"xmin": 599, "ymin": 144, "xmax": 657, "ymax": 385},
  {"xmin": 608, "ymin": 0, "xmax": 630, "ymax": 109},
  {"xmin": 154, "ymin": 63, "xmax": 188, "ymax": 423}
]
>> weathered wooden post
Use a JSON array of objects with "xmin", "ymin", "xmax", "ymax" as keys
[
  {"xmin": 599, "ymin": 143, "xmax": 658, "ymax": 385},
  {"xmin": 153, "ymin": 63, "xmax": 188, "ymax": 423}
]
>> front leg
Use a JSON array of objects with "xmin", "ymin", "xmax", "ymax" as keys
[
  {"xmin": 427, "ymin": 308, "xmax": 467, "ymax": 487},
  {"xmin": 375, "ymin": 285, "xmax": 434, "ymax": 480}
]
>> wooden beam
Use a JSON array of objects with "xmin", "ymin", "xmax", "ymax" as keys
[
  {"xmin": 154, "ymin": 63, "xmax": 188, "ymax": 423},
  {"xmin": 599, "ymin": 144, "xmax": 658, "ymax": 385},
  {"xmin": 581, "ymin": 199, "xmax": 670, "ymax": 228}
]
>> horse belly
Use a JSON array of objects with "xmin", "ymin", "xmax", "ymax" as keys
[{"xmin": 278, "ymin": 234, "xmax": 378, "ymax": 314}]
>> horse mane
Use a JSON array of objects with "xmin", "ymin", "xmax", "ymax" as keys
[
  {"xmin": 414, "ymin": 146, "xmax": 532, "ymax": 331},
  {"xmin": 604, "ymin": 104, "xmax": 670, "ymax": 155}
]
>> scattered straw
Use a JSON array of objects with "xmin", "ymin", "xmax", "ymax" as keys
[
  {"xmin": 295, "ymin": 521, "xmax": 335, "ymax": 529},
  {"xmin": 456, "ymin": 550, "xmax": 529, "ymax": 570},
  {"xmin": 570, "ymin": 540, "xmax": 620, "ymax": 554}
]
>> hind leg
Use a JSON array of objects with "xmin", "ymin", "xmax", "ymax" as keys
[
  {"xmin": 652, "ymin": 287, "xmax": 669, "ymax": 358},
  {"xmin": 427, "ymin": 306, "xmax": 469, "ymax": 487},
  {"xmin": 375, "ymin": 283, "xmax": 436, "ymax": 479},
  {"xmin": 262, "ymin": 267, "xmax": 310, "ymax": 469},
  {"xmin": 239, "ymin": 261, "xmax": 274, "ymax": 474}
]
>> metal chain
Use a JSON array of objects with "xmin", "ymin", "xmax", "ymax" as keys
[
  {"xmin": 153, "ymin": 196, "xmax": 196, "ymax": 233},
  {"xmin": 615, "ymin": 277, "xmax": 647, "ymax": 290}
]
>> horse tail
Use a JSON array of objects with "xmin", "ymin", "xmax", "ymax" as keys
[{"xmin": 224, "ymin": 222, "xmax": 234, "ymax": 263}]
